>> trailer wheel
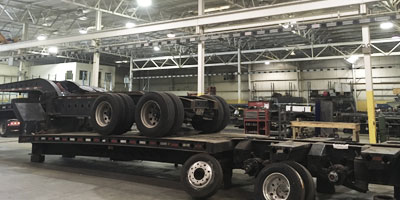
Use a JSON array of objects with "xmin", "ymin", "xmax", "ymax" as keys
[
  {"xmin": 191, "ymin": 95, "xmax": 224, "ymax": 134},
  {"xmin": 181, "ymin": 153, "xmax": 223, "ymax": 199},
  {"xmin": 135, "ymin": 92, "xmax": 175, "ymax": 137},
  {"xmin": 255, "ymin": 163, "xmax": 305, "ymax": 200},
  {"xmin": 90, "ymin": 94, "xmax": 123, "ymax": 135},
  {"xmin": 284, "ymin": 161, "xmax": 315, "ymax": 200},
  {"xmin": 214, "ymin": 96, "xmax": 230, "ymax": 132},
  {"xmin": 0, "ymin": 120, "xmax": 7, "ymax": 137},
  {"xmin": 165, "ymin": 93, "xmax": 184, "ymax": 136},
  {"xmin": 117, "ymin": 93, "xmax": 136, "ymax": 133}
]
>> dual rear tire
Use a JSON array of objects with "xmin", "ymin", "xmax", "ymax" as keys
[
  {"xmin": 191, "ymin": 95, "xmax": 230, "ymax": 134},
  {"xmin": 134, "ymin": 92, "xmax": 184, "ymax": 137},
  {"xmin": 255, "ymin": 162, "xmax": 315, "ymax": 200},
  {"xmin": 90, "ymin": 93, "xmax": 135, "ymax": 136}
]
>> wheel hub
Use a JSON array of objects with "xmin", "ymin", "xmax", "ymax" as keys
[
  {"xmin": 95, "ymin": 101, "xmax": 113, "ymax": 127},
  {"xmin": 141, "ymin": 100, "xmax": 161, "ymax": 128},
  {"xmin": 187, "ymin": 161, "xmax": 213, "ymax": 189},
  {"xmin": 263, "ymin": 172, "xmax": 291, "ymax": 200}
]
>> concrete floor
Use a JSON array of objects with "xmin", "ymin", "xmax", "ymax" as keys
[{"xmin": 0, "ymin": 134, "xmax": 395, "ymax": 200}]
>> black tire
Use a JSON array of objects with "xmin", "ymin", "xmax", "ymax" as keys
[
  {"xmin": 214, "ymin": 96, "xmax": 230, "ymax": 132},
  {"xmin": 117, "ymin": 93, "xmax": 136, "ymax": 133},
  {"xmin": 89, "ymin": 94, "xmax": 123, "ymax": 136},
  {"xmin": 284, "ymin": 161, "xmax": 315, "ymax": 200},
  {"xmin": 191, "ymin": 95, "xmax": 224, "ymax": 134},
  {"xmin": 135, "ymin": 92, "xmax": 175, "ymax": 137},
  {"xmin": 0, "ymin": 120, "xmax": 7, "ymax": 137},
  {"xmin": 181, "ymin": 153, "xmax": 223, "ymax": 199},
  {"xmin": 255, "ymin": 163, "xmax": 306, "ymax": 200},
  {"xmin": 31, "ymin": 154, "xmax": 45, "ymax": 163},
  {"xmin": 165, "ymin": 93, "xmax": 184, "ymax": 136},
  {"xmin": 374, "ymin": 195, "xmax": 395, "ymax": 200}
]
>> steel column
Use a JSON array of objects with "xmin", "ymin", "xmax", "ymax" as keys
[
  {"xmin": 197, "ymin": 0, "xmax": 205, "ymax": 96},
  {"xmin": 352, "ymin": 63, "xmax": 358, "ymax": 109},
  {"xmin": 238, "ymin": 48, "xmax": 242, "ymax": 103},
  {"xmin": 18, "ymin": 22, "xmax": 28, "ymax": 81},
  {"xmin": 248, "ymin": 64, "xmax": 252, "ymax": 101},
  {"xmin": 129, "ymin": 56, "xmax": 133, "ymax": 92},
  {"xmin": 91, "ymin": 10, "xmax": 102, "ymax": 87},
  {"xmin": 362, "ymin": 25, "xmax": 377, "ymax": 144}
]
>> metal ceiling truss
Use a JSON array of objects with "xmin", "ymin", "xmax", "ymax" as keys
[
  {"xmin": 0, "ymin": 0, "xmax": 382, "ymax": 52},
  {"xmin": 129, "ymin": 38, "xmax": 400, "ymax": 71},
  {"xmin": 131, "ymin": 65, "xmax": 400, "ymax": 80}
]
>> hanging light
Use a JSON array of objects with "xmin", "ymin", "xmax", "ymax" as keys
[
  {"xmin": 264, "ymin": 61, "xmax": 271, "ymax": 65},
  {"xmin": 36, "ymin": 34, "xmax": 47, "ymax": 41},
  {"xmin": 346, "ymin": 55, "xmax": 359, "ymax": 64},
  {"xmin": 48, "ymin": 46, "xmax": 59, "ymax": 54},
  {"xmin": 380, "ymin": 22, "xmax": 393, "ymax": 30},
  {"xmin": 125, "ymin": 22, "xmax": 136, "ymax": 28},
  {"xmin": 137, "ymin": 0, "xmax": 152, "ymax": 7},
  {"xmin": 153, "ymin": 46, "xmax": 160, "ymax": 51},
  {"xmin": 79, "ymin": 28, "xmax": 88, "ymax": 34}
]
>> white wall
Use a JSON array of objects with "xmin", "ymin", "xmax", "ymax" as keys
[
  {"xmin": 76, "ymin": 63, "xmax": 116, "ymax": 90},
  {"xmin": 28, "ymin": 62, "xmax": 77, "ymax": 81},
  {"xmin": 0, "ymin": 63, "xmax": 18, "ymax": 84}
]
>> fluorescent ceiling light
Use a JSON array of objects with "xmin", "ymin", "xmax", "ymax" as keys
[
  {"xmin": 380, "ymin": 22, "xmax": 393, "ymax": 30},
  {"xmin": 167, "ymin": 33, "xmax": 176, "ymax": 38},
  {"xmin": 204, "ymin": 5, "xmax": 231, "ymax": 13},
  {"xmin": 36, "ymin": 34, "xmax": 47, "ymax": 41},
  {"xmin": 392, "ymin": 35, "xmax": 400, "ymax": 39},
  {"xmin": 48, "ymin": 46, "xmax": 58, "ymax": 54},
  {"xmin": 290, "ymin": 51, "xmax": 296, "ymax": 56},
  {"xmin": 125, "ymin": 22, "xmax": 136, "ymax": 28},
  {"xmin": 153, "ymin": 46, "xmax": 160, "ymax": 51},
  {"xmin": 115, "ymin": 60, "xmax": 128, "ymax": 63},
  {"xmin": 79, "ymin": 28, "xmax": 88, "ymax": 34},
  {"xmin": 78, "ymin": 16, "xmax": 88, "ymax": 21},
  {"xmin": 346, "ymin": 55, "xmax": 359, "ymax": 64},
  {"xmin": 137, "ymin": 0, "xmax": 152, "ymax": 7},
  {"xmin": 42, "ymin": 23, "xmax": 51, "ymax": 27},
  {"xmin": 264, "ymin": 61, "xmax": 271, "ymax": 65}
]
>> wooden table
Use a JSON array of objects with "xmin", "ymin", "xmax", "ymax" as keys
[{"xmin": 291, "ymin": 121, "xmax": 360, "ymax": 142}]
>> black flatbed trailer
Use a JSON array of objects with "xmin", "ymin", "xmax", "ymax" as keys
[{"xmin": 18, "ymin": 131, "xmax": 400, "ymax": 200}]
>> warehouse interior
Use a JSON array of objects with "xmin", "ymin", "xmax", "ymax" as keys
[{"xmin": 1, "ymin": 0, "xmax": 400, "ymax": 199}]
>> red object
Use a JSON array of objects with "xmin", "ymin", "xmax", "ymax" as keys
[
  {"xmin": 244, "ymin": 109, "xmax": 270, "ymax": 136},
  {"xmin": 7, "ymin": 121, "xmax": 20, "ymax": 126},
  {"xmin": 248, "ymin": 101, "xmax": 269, "ymax": 109}
]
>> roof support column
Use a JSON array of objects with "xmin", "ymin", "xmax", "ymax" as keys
[
  {"xmin": 197, "ymin": 0, "xmax": 205, "ymax": 96},
  {"xmin": 362, "ymin": 25, "xmax": 376, "ymax": 144},
  {"xmin": 91, "ymin": 10, "xmax": 102, "ymax": 87},
  {"xmin": 18, "ymin": 22, "xmax": 28, "ymax": 81},
  {"xmin": 248, "ymin": 65, "xmax": 252, "ymax": 101},
  {"xmin": 129, "ymin": 56, "xmax": 133, "ymax": 92},
  {"xmin": 237, "ymin": 48, "xmax": 242, "ymax": 103}
]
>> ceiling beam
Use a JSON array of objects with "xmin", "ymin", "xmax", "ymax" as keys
[{"xmin": 0, "ymin": 0, "xmax": 381, "ymax": 52}]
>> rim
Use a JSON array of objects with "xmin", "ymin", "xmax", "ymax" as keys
[
  {"xmin": 263, "ymin": 172, "xmax": 291, "ymax": 200},
  {"xmin": 0, "ymin": 121, "xmax": 4, "ymax": 136},
  {"xmin": 187, "ymin": 161, "xmax": 213, "ymax": 189},
  {"xmin": 95, "ymin": 101, "xmax": 113, "ymax": 127},
  {"xmin": 140, "ymin": 100, "xmax": 161, "ymax": 128}
]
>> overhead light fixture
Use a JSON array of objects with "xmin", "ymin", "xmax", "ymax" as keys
[
  {"xmin": 290, "ymin": 51, "xmax": 296, "ymax": 56},
  {"xmin": 153, "ymin": 46, "xmax": 160, "ymax": 51},
  {"xmin": 264, "ymin": 61, "xmax": 271, "ymax": 65},
  {"xmin": 115, "ymin": 60, "xmax": 128, "ymax": 64},
  {"xmin": 48, "ymin": 46, "xmax": 59, "ymax": 54},
  {"xmin": 380, "ymin": 22, "xmax": 393, "ymax": 30},
  {"xmin": 346, "ymin": 55, "xmax": 359, "ymax": 64},
  {"xmin": 125, "ymin": 22, "xmax": 136, "ymax": 28},
  {"xmin": 392, "ymin": 35, "xmax": 400, "ymax": 39},
  {"xmin": 78, "ymin": 16, "xmax": 88, "ymax": 21},
  {"xmin": 79, "ymin": 28, "xmax": 88, "ymax": 34},
  {"xmin": 137, "ymin": 0, "xmax": 152, "ymax": 7},
  {"xmin": 204, "ymin": 5, "xmax": 231, "ymax": 13},
  {"xmin": 42, "ymin": 23, "xmax": 51, "ymax": 27},
  {"xmin": 167, "ymin": 33, "xmax": 176, "ymax": 38},
  {"xmin": 37, "ymin": 34, "xmax": 47, "ymax": 41}
]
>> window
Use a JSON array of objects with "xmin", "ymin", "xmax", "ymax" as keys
[
  {"xmin": 65, "ymin": 71, "xmax": 73, "ymax": 80},
  {"xmin": 79, "ymin": 70, "xmax": 88, "ymax": 80}
]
